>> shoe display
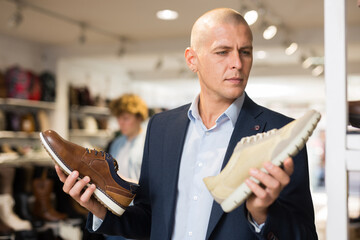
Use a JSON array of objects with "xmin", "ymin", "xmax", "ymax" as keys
[
  {"xmin": 0, "ymin": 110, "xmax": 5, "ymax": 131},
  {"xmin": 32, "ymin": 170, "xmax": 68, "ymax": 222},
  {"xmin": 20, "ymin": 113, "xmax": 36, "ymax": 133},
  {"xmin": 37, "ymin": 110, "xmax": 50, "ymax": 132},
  {"xmin": 203, "ymin": 109, "xmax": 321, "ymax": 213},
  {"xmin": 39, "ymin": 130, "xmax": 139, "ymax": 216},
  {"xmin": 349, "ymin": 101, "xmax": 360, "ymax": 128},
  {"xmin": 0, "ymin": 194, "xmax": 32, "ymax": 231},
  {"xmin": 0, "ymin": 167, "xmax": 32, "ymax": 231},
  {"xmin": 0, "ymin": 70, "xmax": 6, "ymax": 98}
]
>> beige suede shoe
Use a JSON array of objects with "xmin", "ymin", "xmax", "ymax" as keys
[{"xmin": 203, "ymin": 109, "xmax": 321, "ymax": 213}]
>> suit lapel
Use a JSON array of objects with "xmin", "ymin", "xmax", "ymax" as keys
[
  {"xmin": 161, "ymin": 105, "xmax": 190, "ymax": 239},
  {"xmin": 206, "ymin": 94, "xmax": 267, "ymax": 239}
]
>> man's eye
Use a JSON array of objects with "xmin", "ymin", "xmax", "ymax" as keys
[
  {"xmin": 216, "ymin": 51, "xmax": 227, "ymax": 55},
  {"xmin": 241, "ymin": 50, "xmax": 251, "ymax": 56}
]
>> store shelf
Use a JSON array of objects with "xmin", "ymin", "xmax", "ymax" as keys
[
  {"xmin": 0, "ymin": 98, "xmax": 55, "ymax": 110},
  {"xmin": 70, "ymin": 105, "xmax": 110, "ymax": 116},
  {"xmin": 69, "ymin": 129, "xmax": 112, "ymax": 138},
  {"xmin": 347, "ymin": 131, "xmax": 360, "ymax": 150},
  {"xmin": 347, "ymin": 150, "xmax": 360, "ymax": 171},
  {"xmin": 0, "ymin": 131, "xmax": 41, "ymax": 139},
  {"xmin": 0, "ymin": 151, "xmax": 52, "ymax": 166},
  {"xmin": 346, "ymin": 132, "xmax": 360, "ymax": 170}
]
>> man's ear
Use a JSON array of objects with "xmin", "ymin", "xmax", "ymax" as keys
[{"xmin": 184, "ymin": 47, "xmax": 198, "ymax": 72}]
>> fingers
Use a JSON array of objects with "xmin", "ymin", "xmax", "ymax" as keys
[
  {"xmin": 55, "ymin": 164, "xmax": 67, "ymax": 183},
  {"xmin": 247, "ymin": 168, "xmax": 281, "ymax": 200},
  {"xmin": 246, "ymin": 158, "xmax": 294, "ymax": 202},
  {"xmin": 283, "ymin": 157, "xmax": 294, "ymax": 176},
  {"xmin": 62, "ymin": 171, "xmax": 79, "ymax": 193},
  {"xmin": 79, "ymin": 183, "xmax": 96, "ymax": 203},
  {"xmin": 53, "ymin": 165, "xmax": 102, "ymax": 216},
  {"xmin": 57, "ymin": 168, "xmax": 94, "ymax": 201},
  {"xmin": 263, "ymin": 160, "xmax": 291, "ymax": 187}
]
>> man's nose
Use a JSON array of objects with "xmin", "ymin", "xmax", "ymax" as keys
[{"xmin": 231, "ymin": 52, "xmax": 242, "ymax": 69}]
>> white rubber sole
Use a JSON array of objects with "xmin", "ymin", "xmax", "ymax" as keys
[
  {"xmin": 220, "ymin": 111, "xmax": 321, "ymax": 212},
  {"xmin": 39, "ymin": 133, "xmax": 125, "ymax": 216}
]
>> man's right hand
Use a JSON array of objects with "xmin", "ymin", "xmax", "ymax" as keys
[{"xmin": 55, "ymin": 164, "xmax": 107, "ymax": 220}]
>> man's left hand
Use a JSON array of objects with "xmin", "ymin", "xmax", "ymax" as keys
[{"xmin": 245, "ymin": 157, "xmax": 294, "ymax": 224}]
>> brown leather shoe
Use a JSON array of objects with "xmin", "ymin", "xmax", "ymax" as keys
[
  {"xmin": 32, "ymin": 170, "xmax": 67, "ymax": 222},
  {"xmin": 39, "ymin": 130, "xmax": 138, "ymax": 216},
  {"xmin": 349, "ymin": 101, "xmax": 360, "ymax": 128}
]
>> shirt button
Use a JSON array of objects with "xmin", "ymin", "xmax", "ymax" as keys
[
  {"xmin": 205, "ymin": 132, "xmax": 209, "ymax": 136},
  {"xmin": 188, "ymin": 232, "xmax": 193, "ymax": 236},
  {"xmin": 193, "ymin": 196, "xmax": 198, "ymax": 201},
  {"xmin": 198, "ymin": 162, "xmax": 203, "ymax": 167}
]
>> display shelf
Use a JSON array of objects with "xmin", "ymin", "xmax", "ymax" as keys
[
  {"xmin": 69, "ymin": 129, "xmax": 112, "ymax": 138},
  {"xmin": 70, "ymin": 105, "xmax": 110, "ymax": 116},
  {"xmin": 0, "ymin": 131, "xmax": 41, "ymax": 139},
  {"xmin": 347, "ymin": 150, "xmax": 360, "ymax": 171},
  {"xmin": 0, "ymin": 98, "xmax": 55, "ymax": 110},
  {"xmin": 0, "ymin": 152, "xmax": 52, "ymax": 166},
  {"xmin": 347, "ymin": 131, "xmax": 360, "ymax": 150}
]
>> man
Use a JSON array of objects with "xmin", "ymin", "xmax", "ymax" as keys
[{"xmin": 55, "ymin": 8, "xmax": 317, "ymax": 239}]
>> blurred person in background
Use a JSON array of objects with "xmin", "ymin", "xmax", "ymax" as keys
[
  {"xmin": 107, "ymin": 93, "xmax": 148, "ymax": 184},
  {"xmin": 105, "ymin": 94, "xmax": 148, "ymax": 240}
]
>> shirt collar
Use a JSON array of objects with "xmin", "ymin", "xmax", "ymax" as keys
[{"xmin": 187, "ymin": 93, "xmax": 245, "ymax": 127}]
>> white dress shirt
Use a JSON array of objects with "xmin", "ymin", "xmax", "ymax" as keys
[{"xmin": 171, "ymin": 94, "xmax": 244, "ymax": 240}]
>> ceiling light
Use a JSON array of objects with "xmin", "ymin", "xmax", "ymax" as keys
[
  {"xmin": 263, "ymin": 25, "xmax": 277, "ymax": 40},
  {"xmin": 312, "ymin": 65, "xmax": 324, "ymax": 77},
  {"xmin": 78, "ymin": 23, "xmax": 87, "ymax": 44},
  {"xmin": 154, "ymin": 57, "xmax": 163, "ymax": 70},
  {"xmin": 285, "ymin": 42, "xmax": 298, "ymax": 55},
  {"xmin": 118, "ymin": 38, "xmax": 126, "ymax": 56},
  {"xmin": 244, "ymin": 10, "xmax": 258, "ymax": 25},
  {"xmin": 302, "ymin": 57, "xmax": 313, "ymax": 69},
  {"xmin": 156, "ymin": 9, "xmax": 178, "ymax": 20},
  {"xmin": 7, "ymin": 7, "xmax": 23, "ymax": 28},
  {"xmin": 255, "ymin": 50, "xmax": 267, "ymax": 59},
  {"xmin": 302, "ymin": 56, "xmax": 324, "ymax": 69}
]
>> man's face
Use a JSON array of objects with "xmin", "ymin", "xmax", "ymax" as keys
[{"xmin": 194, "ymin": 23, "xmax": 253, "ymax": 102}]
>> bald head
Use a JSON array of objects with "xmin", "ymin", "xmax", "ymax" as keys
[{"xmin": 190, "ymin": 8, "xmax": 252, "ymax": 51}]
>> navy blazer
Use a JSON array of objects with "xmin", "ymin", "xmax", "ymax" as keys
[{"xmin": 87, "ymin": 93, "xmax": 318, "ymax": 240}]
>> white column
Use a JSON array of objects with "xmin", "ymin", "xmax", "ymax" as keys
[{"xmin": 324, "ymin": 0, "xmax": 348, "ymax": 239}]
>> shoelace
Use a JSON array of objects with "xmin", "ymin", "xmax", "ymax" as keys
[
  {"xmin": 240, "ymin": 129, "xmax": 277, "ymax": 144},
  {"xmin": 86, "ymin": 148, "xmax": 119, "ymax": 172}
]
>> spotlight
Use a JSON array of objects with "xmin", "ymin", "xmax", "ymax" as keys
[
  {"xmin": 302, "ymin": 57, "xmax": 313, "ymax": 69},
  {"xmin": 302, "ymin": 56, "xmax": 323, "ymax": 69},
  {"xmin": 244, "ymin": 10, "xmax": 258, "ymax": 25},
  {"xmin": 118, "ymin": 37, "xmax": 126, "ymax": 56},
  {"xmin": 255, "ymin": 50, "xmax": 267, "ymax": 59},
  {"xmin": 154, "ymin": 57, "xmax": 163, "ymax": 70},
  {"xmin": 78, "ymin": 23, "xmax": 87, "ymax": 44},
  {"xmin": 7, "ymin": 6, "xmax": 23, "ymax": 28},
  {"xmin": 263, "ymin": 25, "xmax": 277, "ymax": 40},
  {"xmin": 312, "ymin": 65, "xmax": 324, "ymax": 77},
  {"xmin": 285, "ymin": 42, "xmax": 298, "ymax": 55},
  {"xmin": 156, "ymin": 9, "xmax": 178, "ymax": 20}
]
